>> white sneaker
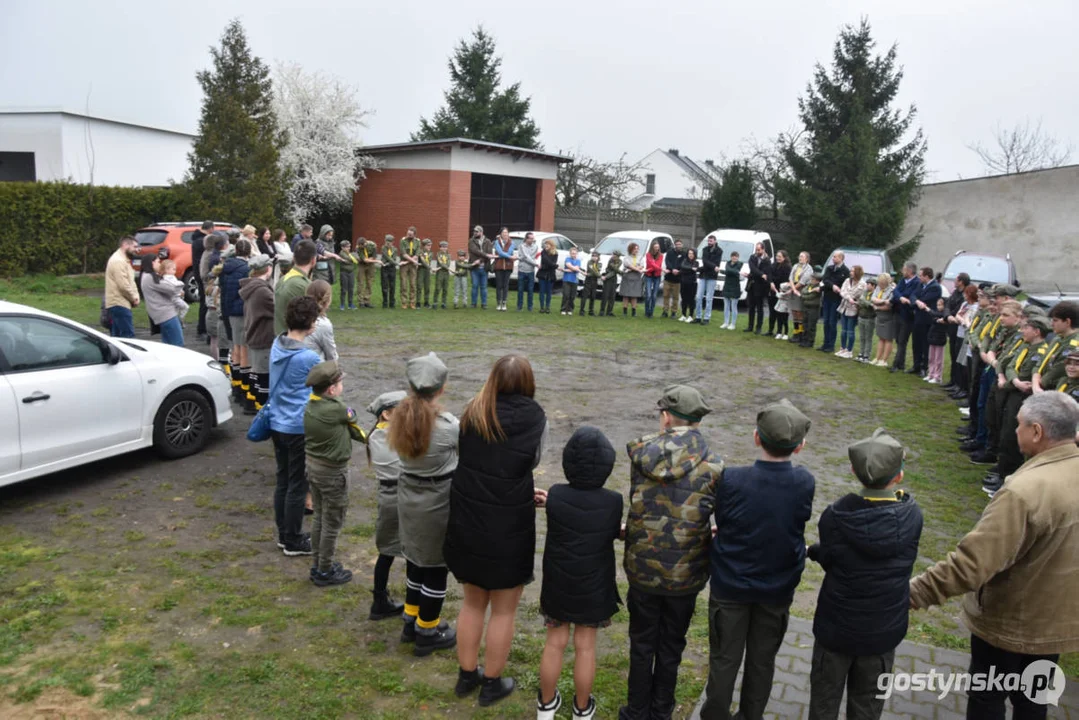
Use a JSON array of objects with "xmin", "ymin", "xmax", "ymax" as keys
[
  {"xmin": 928, "ymin": 378, "xmax": 940, "ymax": 384},
  {"xmin": 775, "ymin": 333, "xmax": 783, "ymax": 339},
  {"xmin": 572, "ymin": 694, "xmax": 596, "ymax": 719},
  {"xmin": 960, "ymin": 408, "xmax": 971, "ymax": 416},
  {"xmin": 781, "ymin": 334, "xmax": 789, "ymax": 340},
  {"xmin": 537, "ymin": 689, "xmax": 562, "ymax": 720}
]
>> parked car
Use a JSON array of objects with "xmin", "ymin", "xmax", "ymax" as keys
[
  {"xmin": 595, "ymin": 230, "xmax": 675, "ymax": 294},
  {"xmin": 131, "ymin": 222, "xmax": 238, "ymax": 302},
  {"xmin": 697, "ymin": 229, "xmax": 775, "ymax": 302},
  {"xmin": 940, "ymin": 251, "xmax": 1020, "ymax": 296},
  {"xmin": 502, "ymin": 231, "xmax": 581, "ymax": 284},
  {"xmin": 0, "ymin": 301, "xmax": 234, "ymax": 488},
  {"xmin": 827, "ymin": 247, "xmax": 895, "ymax": 280},
  {"xmin": 1025, "ymin": 288, "xmax": 1079, "ymax": 311}
]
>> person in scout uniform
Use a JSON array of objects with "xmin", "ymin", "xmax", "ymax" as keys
[
  {"xmin": 622, "ymin": 385, "xmax": 722, "ymax": 720},
  {"xmin": 958, "ymin": 284, "xmax": 997, "ymax": 446},
  {"xmin": 700, "ymin": 399, "xmax": 814, "ymax": 720},
  {"xmin": 987, "ymin": 314, "xmax": 1053, "ymax": 497},
  {"xmin": 417, "ymin": 238, "xmax": 434, "ymax": 308},
  {"xmin": 1033, "ymin": 301, "xmax": 1079, "ymax": 394},
  {"xmin": 356, "ymin": 237, "xmax": 380, "ymax": 308},
  {"xmin": 798, "ymin": 267, "xmax": 824, "ymax": 348},
  {"xmin": 1057, "ymin": 348, "xmax": 1079, "ymax": 401},
  {"xmin": 274, "ymin": 239, "xmax": 317, "ymax": 336},
  {"xmin": 336, "ymin": 240, "xmax": 359, "ymax": 310},
  {"xmin": 238, "ymin": 254, "xmax": 275, "ymax": 414},
  {"xmin": 303, "ymin": 360, "xmax": 367, "ymax": 587},
  {"xmin": 453, "ymin": 250, "xmax": 469, "ymax": 309},
  {"xmin": 600, "ymin": 250, "xmax": 622, "ymax": 318},
  {"xmin": 399, "ymin": 227, "xmax": 421, "ymax": 309},
  {"xmin": 386, "ymin": 352, "xmax": 460, "ymax": 657},
  {"xmin": 855, "ymin": 275, "xmax": 877, "ymax": 363},
  {"xmin": 806, "ymin": 429, "xmax": 922, "ymax": 720},
  {"xmin": 971, "ymin": 294, "xmax": 1022, "ymax": 467},
  {"xmin": 313, "ymin": 225, "xmax": 341, "ymax": 285},
  {"xmin": 380, "ymin": 234, "xmax": 398, "ymax": 308},
  {"xmin": 434, "ymin": 241, "xmax": 451, "ymax": 309},
  {"xmin": 366, "ymin": 390, "xmax": 408, "ymax": 621},
  {"xmin": 581, "ymin": 249, "xmax": 602, "ymax": 317}
]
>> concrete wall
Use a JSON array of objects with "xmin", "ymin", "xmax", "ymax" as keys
[{"xmin": 906, "ymin": 165, "xmax": 1079, "ymax": 292}]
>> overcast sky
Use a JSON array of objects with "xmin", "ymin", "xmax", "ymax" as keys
[{"xmin": 3, "ymin": 0, "xmax": 1077, "ymax": 181}]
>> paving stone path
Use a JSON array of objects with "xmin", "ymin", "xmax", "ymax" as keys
[{"xmin": 689, "ymin": 617, "xmax": 1078, "ymax": 719}]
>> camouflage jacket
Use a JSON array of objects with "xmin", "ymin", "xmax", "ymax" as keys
[
  {"xmin": 602, "ymin": 257, "xmax": 623, "ymax": 282},
  {"xmin": 453, "ymin": 259, "xmax": 469, "ymax": 277},
  {"xmin": 435, "ymin": 252, "xmax": 451, "ymax": 273},
  {"xmin": 399, "ymin": 237, "xmax": 420, "ymax": 262},
  {"xmin": 988, "ymin": 323, "xmax": 1019, "ymax": 366},
  {"xmin": 586, "ymin": 260, "xmax": 602, "ymax": 278},
  {"xmin": 337, "ymin": 251, "xmax": 359, "ymax": 274},
  {"xmin": 380, "ymin": 244, "xmax": 398, "ymax": 269},
  {"xmin": 624, "ymin": 427, "xmax": 722, "ymax": 596},
  {"xmin": 1036, "ymin": 330, "xmax": 1079, "ymax": 388},
  {"xmin": 361, "ymin": 241, "xmax": 379, "ymax": 262}
]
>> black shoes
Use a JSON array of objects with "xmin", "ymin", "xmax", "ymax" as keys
[
  {"xmin": 478, "ymin": 676, "xmax": 516, "ymax": 707},
  {"xmin": 413, "ymin": 621, "xmax": 456, "ymax": 657},
  {"xmin": 959, "ymin": 440, "xmax": 981, "ymax": 453},
  {"xmin": 702, "ymin": 319, "xmax": 709, "ymax": 325},
  {"xmin": 369, "ymin": 591, "xmax": 404, "ymax": 620},
  {"xmin": 281, "ymin": 536, "xmax": 313, "ymax": 556},
  {"xmin": 311, "ymin": 565, "xmax": 352, "ymax": 586},
  {"xmin": 455, "ymin": 666, "xmax": 484, "ymax": 697},
  {"xmin": 400, "ymin": 618, "xmax": 416, "ymax": 644},
  {"xmin": 661, "ymin": 312, "xmax": 668, "ymax": 319},
  {"xmin": 970, "ymin": 451, "xmax": 997, "ymax": 466},
  {"xmin": 743, "ymin": 327, "xmax": 753, "ymax": 333},
  {"xmin": 691, "ymin": 318, "xmax": 702, "ymax": 324}
]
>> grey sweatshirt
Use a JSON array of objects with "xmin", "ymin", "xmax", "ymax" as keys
[{"xmin": 516, "ymin": 241, "xmax": 540, "ymax": 273}]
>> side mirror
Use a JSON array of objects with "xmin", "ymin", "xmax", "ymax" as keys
[
  {"xmin": 1014, "ymin": 279, "xmax": 1021, "ymax": 289},
  {"xmin": 107, "ymin": 343, "xmax": 123, "ymax": 365}
]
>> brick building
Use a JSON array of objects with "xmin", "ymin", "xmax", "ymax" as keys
[{"xmin": 352, "ymin": 138, "xmax": 570, "ymax": 251}]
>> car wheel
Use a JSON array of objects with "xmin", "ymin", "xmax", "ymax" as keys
[
  {"xmin": 183, "ymin": 269, "xmax": 201, "ymax": 304},
  {"xmin": 153, "ymin": 389, "xmax": 212, "ymax": 459}
]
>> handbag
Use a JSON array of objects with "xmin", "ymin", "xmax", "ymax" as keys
[{"xmin": 246, "ymin": 351, "xmax": 297, "ymax": 442}]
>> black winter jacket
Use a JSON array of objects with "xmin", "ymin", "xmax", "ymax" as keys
[
  {"xmin": 664, "ymin": 248, "xmax": 685, "ymax": 283},
  {"xmin": 748, "ymin": 254, "xmax": 772, "ymax": 297},
  {"xmin": 821, "ymin": 262, "xmax": 850, "ymax": 301},
  {"xmin": 540, "ymin": 426, "xmax": 623, "ymax": 624},
  {"xmin": 807, "ymin": 491, "xmax": 923, "ymax": 656},
  {"xmin": 700, "ymin": 244, "xmax": 723, "ymax": 280},
  {"xmin": 220, "ymin": 257, "xmax": 250, "ymax": 318},
  {"xmin": 538, "ymin": 251, "xmax": 558, "ymax": 282},
  {"xmin": 769, "ymin": 260, "xmax": 792, "ymax": 297},
  {"xmin": 444, "ymin": 394, "xmax": 547, "ymax": 590}
]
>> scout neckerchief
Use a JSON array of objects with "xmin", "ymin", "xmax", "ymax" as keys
[
  {"xmin": 1038, "ymin": 330, "xmax": 1078, "ymax": 375},
  {"xmin": 861, "ymin": 487, "xmax": 903, "ymax": 502},
  {"xmin": 437, "ymin": 251, "xmax": 449, "ymax": 268}
]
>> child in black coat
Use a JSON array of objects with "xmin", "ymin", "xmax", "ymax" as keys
[{"xmin": 537, "ymin": 426, "xmax": 623, "ymax": 720}]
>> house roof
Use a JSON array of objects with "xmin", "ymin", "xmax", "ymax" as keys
[
  {"xmin": 0, "ymin": 107, "xmax": 196, "ymax": 138},
  {"xmin": 660, "ymin": 150, "xmax": 718, "ymax": 188},
  {"xmin": 360, "ymin": 138, "xmax": 572, "ymax": 164}
]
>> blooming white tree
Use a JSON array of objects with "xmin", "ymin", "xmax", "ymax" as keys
[{"xmin": 273, "ymin": 62, "xmax": 379, "ymax": 225}]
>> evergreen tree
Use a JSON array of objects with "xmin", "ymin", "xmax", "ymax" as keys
[
  {"xmin": 700, "ymin": 162, "xmax": 757, "ymax": 231},
  {"xmin": 412, "ymin": 27, "xmax": 540, "ymax": 149},
  {"xmin": 779, "ymin": 19, "xmax": 926, "ymax": 263},
  {"xmin": 185, "ymin": 19, "xmax": 286, "ymax": 224}
]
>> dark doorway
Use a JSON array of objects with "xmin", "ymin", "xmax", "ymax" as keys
[
  {"xmin": 470, "ymin": 173, "xmax": 536, "ymax": 238},
  {"xmin": 0, "ymin": 152, "xmax": 36, "ymax": 182}
]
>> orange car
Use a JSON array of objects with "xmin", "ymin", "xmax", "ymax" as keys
[{"xmin": 131, "ymin": 222, "xmax": 237, "ymax": 302}]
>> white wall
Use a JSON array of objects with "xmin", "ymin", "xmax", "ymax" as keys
[
  {"xmin": 374, "ymin": 145, "xmax": 559, "ymax": 180},
  {"xmin": 906, "ymin": 165, "xmax": 1079, "ymax": 293},
  {"xmin": 625, "ymin": 149, "xmax": 704, "ymax": 207},
  {"xmin": 0, "ymin": 112, "xmax": 193, "ymax": 186}
]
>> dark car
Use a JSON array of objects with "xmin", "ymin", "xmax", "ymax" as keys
[
  {"xmin": 940, "ymin": 251, "xmax": 1019, "ymax": 296},
  {"xmin": 829, "ymin": 247, "xmax": 896, "ymax": 280}
]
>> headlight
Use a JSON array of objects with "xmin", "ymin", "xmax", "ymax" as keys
[{"xmin": 207, "ymin": 360, "xmax": 226, "ymax": 375}]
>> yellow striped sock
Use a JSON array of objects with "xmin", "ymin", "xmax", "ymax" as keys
[
  {"xmin": 403, "ymin": 604, "xmax": 419, "ymax": 618},
  {"xmin": 416, "ymin": 616, "xmax": 440, "ymax": 630}
]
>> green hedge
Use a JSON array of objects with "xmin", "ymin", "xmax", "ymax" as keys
[{"xmin": 0, "ymin": 182, "xmax": 204, "ymax": 278}]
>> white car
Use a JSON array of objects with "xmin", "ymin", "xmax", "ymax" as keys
[
  {"xmin": 0, "ymin": 301, "xmax": 234, "ymax": 488},
  {"xmin": 501, "ymin": 232, "xmax": 581, "ymax": 283},
  {"xmin": 594, "ymin": 230, "xmax": 674, "ymax": 294},
  {"xmin": 696, "ymin": 229, "xmax": 774, "ymax": 303}
]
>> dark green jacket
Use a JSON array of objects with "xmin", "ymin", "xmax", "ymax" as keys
[
  {"xmin": 273, "ymin": 267, "xmax": 310, "ymax": 336},
  {"xmin": 802, "ymin": 282, "xmax": 823, "ymax": 310},
  {"xmin": 1037, "ymin": 330, "xmax": 1079, "ymax": 389},
  {"xmin": 304, "ymin": 395, "xmax": 365, "ymax": 467}
]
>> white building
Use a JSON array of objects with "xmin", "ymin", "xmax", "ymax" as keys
[
  {"xmin": 624, "ymin": 148, "xmax": 721, "ymax": 210},
  {"xmin": 0, "ymin": 108, "xmax": 195, "ymax": 187}
]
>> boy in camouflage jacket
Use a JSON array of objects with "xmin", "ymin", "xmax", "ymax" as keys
[
  {"xmin": 433, "ymin": 241, "xmax": 451, "ymax": 309},
  {"xmin": 417, "ymin": 238, "xmax": 433, "ymax": 308},
  {"xmin": 600, "ymin": 251, "xmax": 623, "ymax": 317},
  {"xmin": 621, "ymin": 385, "xmax": 722, "ymax": 720}
]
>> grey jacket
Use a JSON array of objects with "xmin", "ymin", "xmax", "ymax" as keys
[
  {"xmin": 303, "ymin": 315, "xmax": 338, "ymax": 361},
  {"xmin": 140, "ymin": 272, "xmax": 179, "ymax": 325},
  {"xmin": 516, "ymin": 241, "xmax": 540, "ymax": 273},
  {"xmin": 399, "ymin": 412, "xmax": 460, "ymax": 477}
]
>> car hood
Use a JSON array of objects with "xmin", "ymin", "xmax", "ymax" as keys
[{"xmin": 113, "ymin": 338, "xmax": 214, "ymax": 366}]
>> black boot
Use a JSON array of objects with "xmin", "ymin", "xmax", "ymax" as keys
[
  {"xmin": 369, "ymin": 591, "xmax": 404, "ymax": 621},
  {"xmin": 478, "ymin": 675, "xmax": 516, "ymax": 707},
  {"xmin": 631, "ymin": 307, "xmax": 636, "ymax": 317},
  {"xmin": 400, "ymin": 617, "xmax": 416, "ymax": 643},
  {"xmin": 454, "ymin": 666, "xmax": 484, "ymax": 697},
  {"xmin": 413, "ymin": 621, "xmax": 456, "ymax": 657},
  {"xmin": 623, "ymin": 307, "xmax": 627, "ymax": 315}
]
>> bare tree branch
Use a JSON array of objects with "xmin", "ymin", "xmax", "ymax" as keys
[
  {"xmin": 738, "ymin": 127, "xmax": 806, "ymax": 219},
  {"xmin": 556, "ymin": 149, "xmax": 647, "ymax": 207},
  {"xmin": 968, "ymin": 118, "xmax": 1073, "ymax": 175}
]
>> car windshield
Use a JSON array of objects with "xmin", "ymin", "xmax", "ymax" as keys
[
  {"xmin": 944, "ymin": 255, "xmax": 1009, "ymax": 283},
  {"xmin": 841, "ymin": 252, "xmax": 885, "ymax": 275},
  {"xmin": 594, "ymin": 236, "xmax": 644, "ymax": 255},
  {"xmin": 699, "ymin": 239, "xmax": 755, "ymax": 263},
  {"xmin": 135, "ymin": 230, "xmax": 167, "ymax": 246}
]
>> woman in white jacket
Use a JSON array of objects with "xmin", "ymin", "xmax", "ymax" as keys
[{"xmin": 836, "ymin": 265, "xmax": 867, "ymax": 359}]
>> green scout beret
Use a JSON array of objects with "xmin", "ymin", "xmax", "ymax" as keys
[
  {"xmin": 439, "ymin": 240, "xmax": 449, "ymax": 247},
  {"xmin": 367, "ymin": 390, "xmax": 407, "ymax": 418},
  {"xmin": 422, "ymin": 238, "xmax": 432, "ymax": 246},
  {"xmin": 306, "ymin": 360, "xmax": 344, "ymax": 389},
  {"xmin": 991, "ymin": 284, "xmax": 1020, "ymax": 298},
  {"xmin": 1025, "ymin": 315, "xmax": 1052, "ymax": 333},
  {"xmin": 811, "ymin": 268, "xmax": 823, "ymax": 280},
  {"xmin": 756, "ymin": 399, "xmax": 811, "ymax": 450},
  {"xmin": 340, "ymin": 239, "xmax": 352, "ymax": 247},
  {"xmin": 247, "ymin": 254, "xmax": 272, "ymax": 272},
  {"xmin": 384, "ymin": 234, "xmax": 395, "ymax": 242},
  {"xmin": 849, "ymin": 427, "xmax": 905, "ymax": 486},
  {"xmin": 407, "ymin": 352, "xmax": 447, "ymax": 395},
  {"xmin": 865, "ymin": 276, "xmax": 877, "ymax": 285},
  {"xmin": 657, "ymin": 384, "xmax": 711, "ymax": 423},
  {"xmin": 1064, "ymin": 347, "xmax": 1079, "ymax": 362},
  {"xmin": 591, "ymin": 250, "xmax": 600, "ymax": 256},
  {"xmin": 1022, "ymin": 304, "xmax": 1047, "ymax": 317},
  {"xmin": 612, "ymin": 250, "xmax": 623, "ymax": 257}
]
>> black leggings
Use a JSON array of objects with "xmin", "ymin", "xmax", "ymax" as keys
[
  {"xmin": 405, "ymin": 561, "xmax": 448, "ymax": 627},
  {"xmin": 374, "ymin": 554, "xmax": 395, "ymax": 594},
  {"xmin": 680, "ymin": 282, "xmax": 697, "ymax": 317},
  {"xmin": 495, "ymin": 269, "xmax": 511, "ymax": 305},
  {"xmin": 774, "ymin": 312, "xmax": 789, "ymax": 335}
]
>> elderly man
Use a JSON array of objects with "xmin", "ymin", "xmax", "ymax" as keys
[{"xmin": 910, "ymin": 391, "xmax": 1079, "ymax": 720}]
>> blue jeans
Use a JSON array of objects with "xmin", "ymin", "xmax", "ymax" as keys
[
  {"xmin": 695, "ymin": 278, "xmax": 717, "ymax": 320},
  {"xmin": 644, "ymin": 276, "xmax": 662, "ymax": 317},
  {"xmin": 537, "ymin": 278, "xmax": 554, "ymax": 310},
  {"xmin": 470, "ymin": 268, "xmax": 488, "ymax": 307},
  {"xmin": 974, "ymin": 367, "xmax": 997, "ymax": 446},
  {"xmin": 723, "ymin": 298, "xmax": 738, "ymax": 326},
  {"xmin": 840, "ymin": 315, "xmax": 858, "ymax": 352},
  {"xmin": 821, "ymin": 295, "xmax": 840, "ymax": 349},
  {"xmin": 108, "ymin": 306, "xmax": 135, "ymax": 338},
  {"xmin": 158, "ymin": 316, "xmax": 184, "ymax": 346},
  {"xmin": 517, "ymin": 272, "xmax": 535, "ymax": 310}
]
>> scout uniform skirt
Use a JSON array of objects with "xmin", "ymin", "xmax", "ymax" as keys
[
  {"xmin": 875, "ymin": 309, "xmax": 896, "ymax": 340},
  {"xmin": 397, "ymin": 472, "xmax": 452, "ymax": 567},
  {"xmin": 376, "ymin": 480, "xmax": 403, "ymax": 558}
]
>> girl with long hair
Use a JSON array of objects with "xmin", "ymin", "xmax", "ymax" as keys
[
  {"xmin": 643, "ymin": 241, "xmax": 664, "ymax": 319},
  {"xmin": 837, "ymin": 265, "xmax": 867, "ymax": 358},
  {"xmin": 788, "ymin": 251, "xmax": 812, "ymax": 343}
]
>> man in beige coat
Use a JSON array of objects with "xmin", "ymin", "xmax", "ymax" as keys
[
  {"xmin": 105, "ymin": 236, "xmax": 141, "ymax": 338},
  {"xmin": 909, "ymin": 391, "xmax": 1079, "ymax": 719}
]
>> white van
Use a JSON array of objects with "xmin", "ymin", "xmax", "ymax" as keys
[{"xmin": 697, "ymin": 229, "xmax": 774, "ymax": 302}]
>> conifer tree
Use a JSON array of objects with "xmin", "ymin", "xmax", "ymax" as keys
[{"xmin": 779, "ymin": 19, "xmax": 927, "ymax": 262}]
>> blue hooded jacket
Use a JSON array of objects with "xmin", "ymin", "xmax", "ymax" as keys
[{"xmin": 268, "ymin": 335, "xmax": 321, "ymax": 435}]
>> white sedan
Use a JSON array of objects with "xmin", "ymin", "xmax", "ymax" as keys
[
  {"xmin": 0, "ymin": 301, "xmax": 234, "ymax": 488},
  {"xmin": 505, "ymin": 232, "xmax": 581, "ymax": 283}
]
